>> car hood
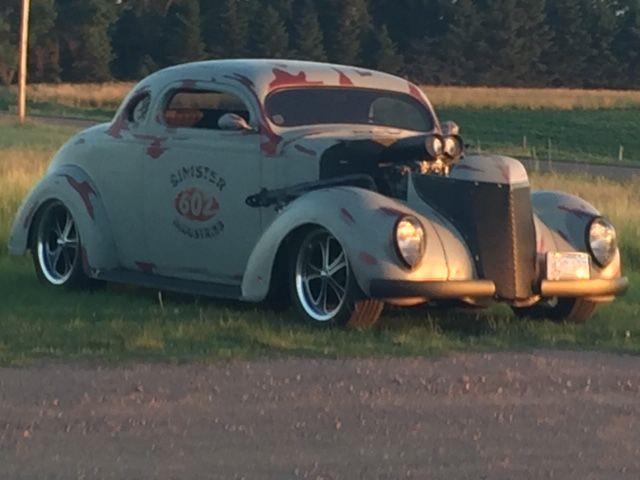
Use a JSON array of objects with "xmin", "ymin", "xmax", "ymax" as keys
[{"xmin": 277, "ymin": 125, "xmax": 431, "ymax": 157}]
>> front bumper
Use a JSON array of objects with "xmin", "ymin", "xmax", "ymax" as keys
[
  {"xmin": 369, "ymin": 277, "xmax": 629, "ymax": 301},
  {"xmin": 540, "ymin": 277, "xmax": 629, "ymax": 298}
]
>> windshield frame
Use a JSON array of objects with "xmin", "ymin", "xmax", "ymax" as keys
[{"xmin": 264, "ymin": 86, "xmax": 438, "ymax": 133}]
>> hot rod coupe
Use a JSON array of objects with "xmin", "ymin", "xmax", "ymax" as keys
[{"xmin": 9, "ymin": 60, "xmax": 628, "ymax": 326}]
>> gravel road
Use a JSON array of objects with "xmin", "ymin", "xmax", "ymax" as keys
[{"xmin": 2, "ymin": 351, "xmax": 640, "ymax": 479}]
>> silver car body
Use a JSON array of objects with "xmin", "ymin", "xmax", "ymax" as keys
[{"xmin": 9, "ymin": 60, "xmax": 628, "ymax": 306}]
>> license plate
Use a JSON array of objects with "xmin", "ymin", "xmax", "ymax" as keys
[{"xmin": 546, "ymin": 252, "xmax": 591, "ymax": 281}]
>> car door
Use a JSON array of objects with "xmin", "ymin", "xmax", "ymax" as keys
[
  {"xmin": 94, "ymin": 91, "xmax": 153, "ymax": 269},
  {"xmin": 142, "ymin": 82, "xmax": 263, "ymax": 285}
]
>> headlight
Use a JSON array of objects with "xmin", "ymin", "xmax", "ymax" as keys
[
  {"xmin": 443, "ymin": 135, "xmax": 463, "ymax": 158},
  {"xmin": 587, "ymin": 217, "xmax": 617, "ymax": 267},
  {"xmin": 395, "ymin": 216, "xmax": 425, "ymax": 268},
  {"xmin": 425, "ymin": 135, "xmax": 444, "ymax": 158}
]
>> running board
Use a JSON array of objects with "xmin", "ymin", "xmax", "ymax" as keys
[{"xmin": 95, "ymin": 269, "xmax": 242, "ymax": 299}]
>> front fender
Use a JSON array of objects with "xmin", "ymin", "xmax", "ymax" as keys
[
  {"xmin": 242, "ymin": 186, "xmax": 467, "ymax": 302},
  {"xmin": 532, "ymin": 190, "xmax": 622, "ymax": 280},
  {"xmin": 9, "ymin": 165, "xmax": 119, "ymax": 274}
]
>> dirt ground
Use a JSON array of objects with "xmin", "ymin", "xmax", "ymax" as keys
[{"xmin": 1, "ymin": 351, "xmax": 640, "ymax": 479}]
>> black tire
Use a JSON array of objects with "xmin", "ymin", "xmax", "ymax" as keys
[
  {"xmin": 289, "ymin": 227, "xmax": 383, "ymax": 328},
  {"xmin": 512, "ymin": 298, "xmax": 597, "ymax": 324},
  {"xmin": 32, "ymin": 201, "xmax": 89, "ymax": 289}
]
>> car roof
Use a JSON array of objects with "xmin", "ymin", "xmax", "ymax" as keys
[{"xmin": 142, "ymin": 59, "xmax": 426, "ymax": 101}]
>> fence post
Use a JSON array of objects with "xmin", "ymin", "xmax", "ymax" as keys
[
  {"xmin": 619, "ymin": 145, "xmax": 624, "ymax": 162},
  {"xmin": 18, "ymin": 0, "xmax": 31, "ymax": 124}
]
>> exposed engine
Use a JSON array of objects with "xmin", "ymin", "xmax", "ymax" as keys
[{"xmin": 318, "ymin": 133, "xmax": 465, "ymax": 200}]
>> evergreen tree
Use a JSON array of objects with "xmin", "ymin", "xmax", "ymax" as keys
[
  {"xmin": 28, "ymin": 0, "xmax": 60, "ymax": 82},
  {"xmin": 583, "ymin": 0, "xmax": 619, "ymax": 87},
  {"xmin": 544, "ymin": 0, "xmax": 594, "ymax": 86},
  {"xmin": 368, "ymin": 0, "xmax": 444, "ymax": 53},
  {"xmin": 291, "ymin": 0, "xmax": 327, "ymax": 61},
  {"xmin": 161, "ymin": 0, "xmax": 205, "ymax": 66},
  {"xmin": 363, "ymin": 25, "xmax": 404, "ymax": 74},
  {"xmin": 251, "ymin": 6, "xmax": 290, "ymax": 58},
  {"xmin": 319, "ymin": 0, "xmax": 372, "ymax": 65},
  {"xmin": 407, "ymin": 0, "xmax": 481, "ymax": 84},
  {"xmin": 0, "ymin": 15, "xmax": 17, "ymax": 85},
  {"xmin": 201, "ymin": 0, "xmax": 254, "ymax": 58},
  {"xmin": 614, "ymin": 0, "xmax": 640, "ymax": 87},
  {"xmin": 473, "ymin": 0, "xmax": 551, "ymax": 86},
  {"xmin": 55, "ymin": 0, "xmax": 117, "ymax": 81}
]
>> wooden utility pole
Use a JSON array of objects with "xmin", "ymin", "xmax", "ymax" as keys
[{"xmin": 18, "ymin": 0, "xmax": 31, "ymax": 124}]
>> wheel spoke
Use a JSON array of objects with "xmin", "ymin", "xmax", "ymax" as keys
[
  {"xmin": 324, "ymin": 236, "xmax": 332, "ymax": 270},
  {"xmin": 62, "ymin": 248, "xmax": 71, "ymax": 273},
  {"xmin": 50, "ymin": 247, "xmax": 63, "ymax": 274},
  {"xmin": 328, "ymin": 251, "xmax": 346, "ymax": 275},
  {"xmin": 327, "ymin": 276, "xmax": 346, "ymax": 298},
  {"xmin": 320, "ymin": 279, "xmax": 329, "ymax": 313},
  {"xmin": 62, "ymin": 212, "xmax": 73, "ymax": 241}
]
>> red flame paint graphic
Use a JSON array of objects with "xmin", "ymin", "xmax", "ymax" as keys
[
  {"xmin": 63, "ymin": 175, "xmax": 96, "ymax": 220},
  {"xmin": 174, "ymin": 188, "xmax": 220, "ymax": 222},
  {"xmin": 333, "ymin": 68, "xmax": 354, "ymax": 86},
  {"xmin": 269, "ymin": 68, "xmax": 324, "ymax": 90}
]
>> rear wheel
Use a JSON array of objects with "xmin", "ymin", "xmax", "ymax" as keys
[
  {"xmin": 512, "ymin": 298, "xmax": 597, "ymax": 324},
  {"xmin": 290, "ymin": 227, "xmax": 383, "ymax": 328},
  {"xmin": 33, "ymin": 201, "xmax": 88, "ymax": 288}
]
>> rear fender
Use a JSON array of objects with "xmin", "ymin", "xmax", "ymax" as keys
[
  {"xmin": 242, "ymin": 187, "xmax": 453, "ymax": 301},
  {"xmin": 8, "ymin": 165, "xmax": 119, "ymax": 275}
]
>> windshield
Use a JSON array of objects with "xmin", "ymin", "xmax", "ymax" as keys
[{"xmin": 265, "ymin": 87, "xmax": 434, "ymax": 132}]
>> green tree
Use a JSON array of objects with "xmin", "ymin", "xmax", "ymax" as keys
[
  {"xmin": 614, "ymin": 0, "xmax": 640, "ymax": 87},
  {"xmin": 544, "ymin": 0, "xmax": 594, "ymax": 86},
  {"xmin": 27, "ymin": 0, "xmax": 60, "ymax": 82},
  {"xmin": 582, "ymin": 0, "xmax": 620, "ymax": 87},
  {"xmin": 201, "ymin": 0, "xmax": 256, "ymax": 57},
  {"xmin": 407, "ymin": 0, "xmax": 481, "ymax": 84},
  {"xmin": 363, "ymin": 25, "xmax": 404, "ymax": 74},
  {"xmin": 161, "ymin": 0, "xmax": 205, "ymax": 66},
  {"xmin": 473, "ymin": 0, "xmax": 552, "ymax": 86},
  {"xmin": 291, "ymin": 0, "xmax": 327, "ymax": 61},
  {"xmin": 319, "ymin": 0, "xmax": 372, "ymax": 65},
  {"xmin": 251, "ymin": 5, "xmax": 290, "ymax": 58},
  {"xmin": 55, "ymin": 0, "xmax": 117, "ymax": 81},
  {"xmin": 0, "ymin": 15, "xmax": 17, "ymax": 85},
  {"xmin": 111, "ymin": 1, "xmax": 164, "ymax": 79}
]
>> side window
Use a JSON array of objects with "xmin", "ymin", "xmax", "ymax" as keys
[
  {"xmin": 163, "ymin": 89, "xmax": 250, "ymax": 130},
  {"xmin": 126, "ymin": 93, "xmax": 151, "ymax": 124}
]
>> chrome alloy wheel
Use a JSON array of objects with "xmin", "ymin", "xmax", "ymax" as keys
[
  {"xmin": 295, "ymin": 230, "xmax": 349, "ymax": 322},
  {"xmin": 36, "ymin": 203, "xmax": 80, "ymax": 285}
]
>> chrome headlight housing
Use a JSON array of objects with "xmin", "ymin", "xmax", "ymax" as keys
[
  {"xmin": 425, "ymin": 135, "xmax": 444, "ymax": 158},
  {"xmin": 443, "ymin": 135, "xmax": 463, "ymax": 158},
  {"xmin": 587, "ymin": 217, "xmax": 617, "ymax": 267},
  {"xmin": 395, "ymin": 216, "xmax": 425, "ymax": 268}
]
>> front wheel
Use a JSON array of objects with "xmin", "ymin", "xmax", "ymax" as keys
[
  {"xmin": 33, "ymin": 201, "xmax": 89, "ymax": 288},
  {"xmin": 290, "ymin": 227, "xmax": 383, "ymax": 328},
  {"xmin": 512, "ymin": 298, "xmax": 597, "ymax": 324}
]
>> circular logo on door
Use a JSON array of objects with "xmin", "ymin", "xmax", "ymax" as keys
[
  {"xmin": 169, "ymin": 165, "xmax": 226, "ymax": 240},
  {"xmin": 174, "ymin": 187, "xmax": 219, "ymax": 222}
]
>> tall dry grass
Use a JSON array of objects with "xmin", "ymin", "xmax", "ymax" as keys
[
  {"xmin": 4, "ymin": 82, "xmax": 640, "ymax": 111},
  {"xmin": 6, "ymin": 82, "xmax": 134, "ymax": 110},
  {"xmin": 531, "ymin": 172, "xmax": 640, "ymax": 269},
  {"xmin": 0, "ymin": 147, "xmax": 51, "ymax": 250},
  {"xmin": 423, "ymin": 86, "xmax": 640, "ymax": 110}
]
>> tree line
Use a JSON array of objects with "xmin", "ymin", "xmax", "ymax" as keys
[{"xmin": 0, "ymin": 0, "xmax": 639, "ymax": 88}]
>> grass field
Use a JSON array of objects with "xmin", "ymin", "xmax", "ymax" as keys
[
  {"xmin": 0, "ymin": 119, "xmax": 637, "ymax": 364},
  {"xmin": 1, "ymin": 83, "xmax": 640, "ymax": 164}
]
